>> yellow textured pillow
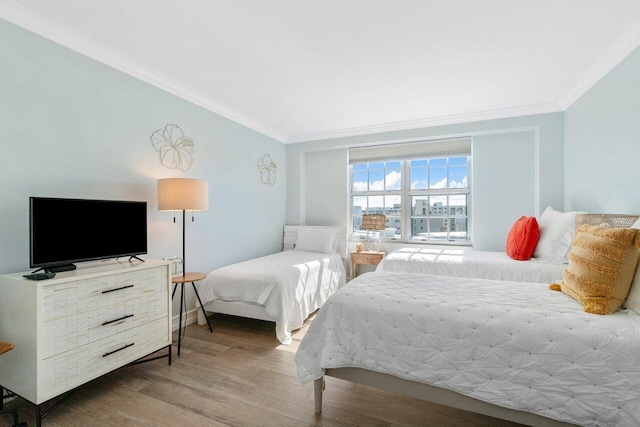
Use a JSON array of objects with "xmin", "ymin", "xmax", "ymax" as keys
[{"xmin": 549, "ymin": 224, "xmax": 640, "ymax": 314}]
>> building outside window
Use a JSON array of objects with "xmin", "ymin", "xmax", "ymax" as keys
[{"xmin": 349, "ymin": 138, "xmax": 471, "ymax": 244}]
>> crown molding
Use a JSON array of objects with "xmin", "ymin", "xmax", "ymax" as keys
[
  {"xmin": 3, "ymin": 1, "xmax": 639, "ymax": 145},
  {"xmin": 559, "ymin": 18, "xmax": 640, "ymax": 110},
  {"xmin": 286, "ymin": 102, "xmax": 563, "ymax": 144},
  {"xmin": 0, "ymin": 1, "xmax": 288, "ymax": 143}
]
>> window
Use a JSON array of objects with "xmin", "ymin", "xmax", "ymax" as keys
[
  {"xmin": 350, "ymin": 139, "xmax": 471, "ymax": 244},
  {"xmin": 352, "ymin": 162, "xmax": 403, "ymax": 239}
]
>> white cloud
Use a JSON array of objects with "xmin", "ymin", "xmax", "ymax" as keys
[
  {"xmin": 431, "ymin": 177, "xmax": 447, "ymax": 189},
  {"xmin": 450, "ymin": 176, "xmax": 468, "ymax": 188},
  {"xmin": 353, "ymin": 171, "xmax": 401, "ymax": 191},
  {"xmin": 383, "ymin": 171, "xmax": 402, "ymax": 190},
  {"xmin": 353, "ymin": 181, "xmax": 368, "ymax": 191},
  {"xmin": 411, "ymin": 176, "xmax": 468, "ymax": 190}
]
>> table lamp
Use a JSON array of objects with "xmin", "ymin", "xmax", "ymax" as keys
[{"xmin": 362, "ymin": 214, "xmax": 386, "ymax": 252}]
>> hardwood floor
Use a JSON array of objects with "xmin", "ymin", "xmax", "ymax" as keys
[{"xmin": 1, "ymin": 313, "xmax": 523, "ymax": 426}]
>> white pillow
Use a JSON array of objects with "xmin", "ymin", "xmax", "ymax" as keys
[
  {"xmin": 294, "ymin": 227, "xmax": 338, "ymax": 254},
  {"xmin": 624, "ymin": 218, "xmax": 640, "ymax": 314},
  {"xmin": 532, "ymin": 206, "xmax": 577, "ymax": 264}
]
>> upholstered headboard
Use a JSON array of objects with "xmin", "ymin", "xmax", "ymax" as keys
[{"xmin": 283, "ymin": 225, "xmax": 348, "ymax": 259}]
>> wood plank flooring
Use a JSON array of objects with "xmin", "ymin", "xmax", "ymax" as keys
[{"xmin": 1, "ymin": 313, "xmax": 523, "ymax": 426}]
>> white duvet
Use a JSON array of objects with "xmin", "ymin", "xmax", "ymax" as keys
[
  {"xmin": 197, "ymin": 250, "xmax": 346, "ymax": 344},
  {"xmin": 376, "ymin": 247, "xmax": 566, "ymax": 283},
  {"xmin": 295, "ymin": 271, "xmax": 640, "ymax": 426}
]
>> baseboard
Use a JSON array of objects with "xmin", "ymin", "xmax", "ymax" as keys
[{"xmin": 172, "ymin": 308, "xmax": 199, "ymax": 331}]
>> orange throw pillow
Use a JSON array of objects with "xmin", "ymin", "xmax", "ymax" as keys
[
  {"xmin": 549, "ymin": 225, "xmax": 640, "ymax": 314},
  {"xmin": 506, "ymin": 216, "xmax": 540, "ymax": 260}
]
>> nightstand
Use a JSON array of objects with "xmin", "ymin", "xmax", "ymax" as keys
[{"xmin": 350, "ymin": 251, "xmax": 386, "ymax": 280}]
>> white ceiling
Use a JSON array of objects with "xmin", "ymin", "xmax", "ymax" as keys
[{"xmin": 2, "ymin": 0, "xmax": 640, "ymax": 143}]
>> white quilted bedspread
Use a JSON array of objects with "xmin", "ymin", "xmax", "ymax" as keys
[
  {"xmin": 376, "ymin": 247, "xmax": 566, "ymax": 283},
  {"xmin": 295, "ymin": 271, "xmax": 640, "ymax": 426}
]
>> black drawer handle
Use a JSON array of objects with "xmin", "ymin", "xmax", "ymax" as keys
[
  {"xmin": 101, "ymin": 284, "xmax": 134, "ymax": 294},
  {"xmin": 102, "ymin": 343, "xmax": 134, "ymax": 357},
  {"xmin": 102, "ymin": 314, "xmax": 134, "ymax": 326}
]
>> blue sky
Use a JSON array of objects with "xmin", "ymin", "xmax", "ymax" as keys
[{"xmin": 352, "ymin": 158, "xmax": 469, "ymax": 208}]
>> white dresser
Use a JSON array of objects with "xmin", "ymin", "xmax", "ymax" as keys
[{"xmin": 0, "ymin": 259, "xmax": 171, "ymax": 408}]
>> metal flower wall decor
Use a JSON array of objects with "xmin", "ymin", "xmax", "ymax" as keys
[
  {"xmin": 258, "ymin": 154, "xmax": 277, "ymax": 185},
  {"xmin": 150, "ymin": 124, "xmax": 194, "ymax": 172}
]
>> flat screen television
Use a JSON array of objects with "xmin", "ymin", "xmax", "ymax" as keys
[{"xmin": 29, "ymin": 197, "xmax": 148, "ymax": 272}]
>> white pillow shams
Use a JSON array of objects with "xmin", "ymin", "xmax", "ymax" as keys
[
  {"xmin": 294, "ymin": 226, "xmax": 338, "ymax": 254},
  {"xmin": 532, "ymin": 206, "xmax": 577, "ymax": 264}
]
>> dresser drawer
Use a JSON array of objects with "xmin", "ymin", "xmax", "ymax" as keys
[
  {"xmin": 42, "ymin": 266, "xmax": 168, "ymax": 323},
  {"xmin": 351, "ymin": 252, "xmax": 384, "ymax": 265},
  {"xmin": 40, "ymin": 316, "xmax": 170, "ymax": 402}
]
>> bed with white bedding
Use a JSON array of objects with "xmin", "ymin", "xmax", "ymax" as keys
[
  {"xmin": 196, "ymin": 226, "xmax": 347, "ymax": 344},
  {"xmin": 376, "ymin": 247, "xmax": 566, "ymax": 283},
  {"xmin": 295, "ymin": 271, "xmax": 640, "ymax": 426},
  {"xmin": 374, "ymin": 213, "xmax": 639, "ymax": 284}
]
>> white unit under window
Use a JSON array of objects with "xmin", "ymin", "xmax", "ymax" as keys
[{"xmin": 0, "ymin": 259, "xmax": 171, "ymax": 406}]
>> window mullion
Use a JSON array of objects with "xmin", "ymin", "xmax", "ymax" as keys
[{"xmin": 402, "ymin": 160, "xmax": 411, "ymax": 241}]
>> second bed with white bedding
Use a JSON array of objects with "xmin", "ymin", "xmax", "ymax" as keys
[
  {"xmin": 196, "ymin": 249, "xmax": 346, "ymax": 344},
  {"xmin": 376, "ymin": 247, "xmax": 566, "ymax": 283}
]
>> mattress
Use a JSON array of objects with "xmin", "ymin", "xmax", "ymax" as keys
[
  {"xmin": 197, "ymin": 250, "xmax": 346, "ymax": 344},
  {"xmin": 376, "ymin": 247, "xmax": 566, "ymax": 283},
  {"xmin": 295, "ymin": 271, "xmax": 640, "ymax": 426}
]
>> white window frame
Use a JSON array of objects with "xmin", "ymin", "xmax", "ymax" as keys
[{"xmin": 350, "ymin": 154, "xmax": 472, "ymax": 246}]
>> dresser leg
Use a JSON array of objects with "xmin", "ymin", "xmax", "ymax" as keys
[{"xmin": 36, "ymin": 404, "xmax": 41, "ymax": 427}]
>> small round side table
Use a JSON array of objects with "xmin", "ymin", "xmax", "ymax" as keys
[{"xmin": 171, "ymin": 272, "xmax": 213, "ymax": 357}]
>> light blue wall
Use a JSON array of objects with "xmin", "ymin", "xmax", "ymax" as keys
[
  {"xmin": 287, "ymin": 113, "xmax": 564, "ymax": 252},
  {"xmin": 564, "ymin": 46, "xmax": 640, "ymax": 214},
  {"xmin": 304, "ymin": 149, "xmax": 349, "ymax": 226},
  {"xmin": 473, "ymin": 131, "xmax": 536, "ymax": 250},
  {"xmin": 0, "ymin": 19, "xmax": 286, "ymax": 313}
]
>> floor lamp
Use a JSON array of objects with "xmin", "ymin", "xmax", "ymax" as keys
[
  {"xmin": 157, "ymin": 178, "xmax": 213, "ymax": 356},
  {"xmin": 157, "ymin": 178, "xmax": 209, "ymax": 275}
]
